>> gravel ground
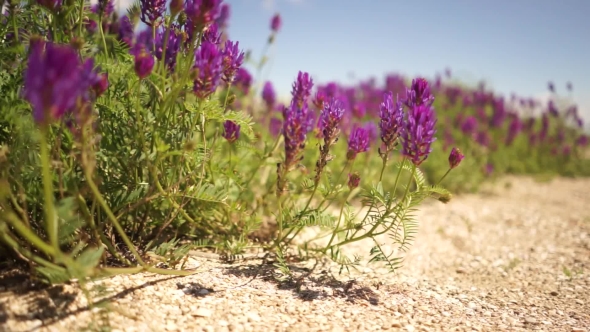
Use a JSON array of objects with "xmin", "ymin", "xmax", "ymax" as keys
[{"xmin": 1, "ymin": 176, "xmax": 589, "ymax": 332}]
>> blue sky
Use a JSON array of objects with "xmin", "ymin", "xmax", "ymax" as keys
[{"xmin": 224, "ymin": 0, "xmax": 590, "ymax": 128}]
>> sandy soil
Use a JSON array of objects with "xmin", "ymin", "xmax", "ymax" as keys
[{"xmin": 1, "ymin": 176, "xmax": 589, "ymax": 332}]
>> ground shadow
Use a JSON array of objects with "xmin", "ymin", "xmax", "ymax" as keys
[
  {"xmin": 1, "ymin": 268, "xmax": 185, "ymax": 332},
  {"xmin": 221, "ymin": 258, "xmax": 381, "ymax": 305}
]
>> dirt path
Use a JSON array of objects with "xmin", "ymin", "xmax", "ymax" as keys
[{"xmin": 1, "ymin": 176, "xmax": 589, "ymax": 332}]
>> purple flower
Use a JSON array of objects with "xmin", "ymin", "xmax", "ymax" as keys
[
  {"xmin": 262, "ymin": 81, "xmax": 276, "ymax": 109},
  {"xmin": 566, "ymin": 81, "xmax": 573, "ymax": 92},
  {"xmin": 548, "ymin": 81, "xmax": 555, "ymax": 93},
  {"xmin": 222, "ymin": 120, "xmax": 240, "ymax": 143},
  {"xmin": 221, "ymin": 40, "xmax": 244, "ymax": 83},
  {"xmin": 269, "ymin": 118, "xmax": 282, "ymax": 137},
  {"xmin": 185, "ymin": 0, "xmax": 221, "ymax": 28},
  {"xmin": 318, "ymin": 97, "xmax": 345, "ymax": 142},
  {"xmin": 140, "ymin": 0, "xmax": 166, "ymax": 26},
  {"xmin": 364, "ymin": 121, "xmax": 379, "ymax": 143},
  {"xmin": 347, "ymin": 125, "xmax": 370, "ymax": 160},
  {"xmin": 193, "ymin": 41, "xmax": 223, "ymax": 98},
  {"xmin": 92, "ymin": 72, "xmax": 109, "ymax": 97},
  {"xmin": 490, "ymin": 98, "xmax": 506, "ymax": 128},
  {"xmin": 234, "ymin": 67, "xmax": 252, "ymax": 94},
  {"xmin": 379, "ymin": 91, "xmax": 403, "ymax": 152},
  {"xmin": 313, "ymin": 91, "xmax": 327, "ymax": 111},
  {"xmin": 505, "ymin": 117, "xmax": 522, "ymax": 146},
  {"xmin": 96, "ymin": 0, "xmax": 115, "ymax": 16},
  {"xmin": 475, "ymin": 130, "xmax": 490, "ymax": 147},
  {"xmin": 539, "ymin": 113, "xmax": 550, "ymax": 141},
  {"xmin": 404, "ymin": 78, "xmax": 434, "ymax": 108},
  {"xmin": 460, "ymin": 116, "xmax": 477, "ymax": 135},
  {"xmin": 291, "ymin": 71, "xmax": 313, "ymax": 108},
  {"xmin": 282, "ymin": 100, "xmax": 311, "ymax": 169},
  {"xmin": 576, "ymin": 135, "xmax": 588, "ymax": 147},
  {"xmin": 37, "ymin": 0, "xmax": 62, "ymax": 11},
  {"xmin": 216, "ymin": 3, "xmax": 230, "ymax": 28},
  {"xmin": 154, "ymin": 26, "xmax": 181, "ymax": 71},
  {"xmin": 169, "ymin": 0, "xmax": 183, "ymax": 15},
  {"xmin": 484, "ymin": 163, "xmax": 494, "ymax": 176},
  {"xmin": 134, "ymin": 47, "xmax": 155, "ymax": 79},
  {"xmin": 352, "ymin": 102, "xmax": 366, "ymax": 119},
  {"xmin": 448, "ymin": 147, "xmax": 464, "ymax": 169},
  {"xmin": 23, "ymin": 41, "xmax": 93, "ymax": 126},
  {"xmin": 548, "ymin": 100, "xmax": 559, "ymax": 117},
  {"xmin": 270, "ymin": 13, "xmax": 281, "ymax": 32},
  {"xmin": 118, "ymin": 16, "xmax": 135, "ymax": 47},
  {"xmin": 203, "ymin": 23, "xmax": 221, "ymax": 44},
  {"xmin": 401, "ymin": 105, "xmax": 437, "ymax": 166},
  {"xmin": 347, "ymin": 172, "xmax": 361, "ymax": 190}
]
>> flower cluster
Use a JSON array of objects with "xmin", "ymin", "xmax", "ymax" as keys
[{"xmin": 23, "ymin": 41, "xmax": 102, "ymax": 127}]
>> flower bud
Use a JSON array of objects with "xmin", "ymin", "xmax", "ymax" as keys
[
  {"xmin": 348, "ymin": 172, "xmax": 361, "ymax": 190},
  {"xmin": 448, "ymin": 147, "xmax": 465, "ymax": 169}
]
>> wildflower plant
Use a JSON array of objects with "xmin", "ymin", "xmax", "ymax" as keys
[{"xmin": 9, "ymin": 0, "xmax": 581, "ymax": 288}]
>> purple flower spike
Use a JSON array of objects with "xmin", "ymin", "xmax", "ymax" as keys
[
  {"xmin": 37, "ymin": 0, "xmax": 62, "ymax": 12},
  {"xmin": 401, "ymin": 105, "xmax": 437, "ymax": 166},
  {"xmin": 185, "ymin": 0, "xmax": 221, "ymax": 28},
  {"xmin": 203, "ymin": 23, "xmax": 222, "ymax": 44},
  {"xmin": 505, "ymin": 117, "xmax": 523, "ymax": 146},
  {"xmin": 222, "ymin": 120, "xmax": 240, "ymax": 143},
  {"xmin": 282, "ymin": 100, "xmax": 311, "ymax": 169},
  {"xmin": 97, "ymin": 0, "xmax": 115, "ymax": 16},
  {"xmin": 216, "ymin": 3, "xmax": 230, "ymax": 28},
  {"xmin": 221, "ymin": 40, "xmax": 244, "ymax": 83},
  {"xmin": 448, "ymin": 147, "xmax": 464, "ymax": 169},
  {"xmin": 291, "ymin": 71, "xmax": 313, "ymax": 108},
  {"xmin": 576, "ymin": 135, "xmax": 588, "ymax": 147},
  {"xmin": 24, "ymin": 41, "xmax": 90, "ymax": 126},
  {"xmin": 269, "ymin": 117, "xmax": 282, "ymax": 137},
  {"xmin": 566, "ymin": 81, "xmax": 573, "ymax": 92},
  {"xmin": 92, "ymin": 73, "xmax": 109, "ymax": 97},
  {"xmin": 140, "ymin": 0, "xmax": 166, "ymax": 26},
  {"xmin": 318, "ymin": 98, "xmax": 345, "ymax": 142},
  {"xmin": 347, "ymin": 172, "xmax": 361, "ymax": 190},
  {"xmin": 118, "ymin": 16, "xmax": 135, "ymax": 47},
  {"xmin": 379, "ymin": 91, "xmax": 403, "ymax": 153},
  {"xmin": 193, "ymin": 41, "xmax": 223, "ymax": 98},
  {"xmin": 134, "ymin": 47, "xmax": 155, "ymax": 79},
  {"xmin": 314, "ymin": 97, "xmax": 345, "ymax": 184},
  {"xmin": 270, "ymin": 13, "xmax": 281, "ymax": 32},
  {"xmin": 235, "ymin": 67, "xmax": 252, "ymax": 95},
  {"xmin": 404, "ymin": 78, "xmax": 434, "ymax": 108},
  {"xmin": 347, "ymin": 125, "xmax": 370, "ymax": 160},
  {"xmin": 548, "ymin": 81, "xmax": 555, "ymax": 93},
  {"xmin": 460, "ymin": 116, "xmax": 477, "ymax": 135},
  {"xmin": 262, "ymin": 81, "xmax": 276, "ymax": 109},
  {"xmin": 155, "ymin": 26, "xmax": 181, "ymax": 71}
]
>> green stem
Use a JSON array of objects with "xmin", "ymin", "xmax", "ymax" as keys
[
  {"xmin": 332, "ymin": 160, "xmax": 413, "ymax": 250},
  {"xmin": 159, "ymin": 17, "xmax": 174, "ymax": 77},
  {"xmin": 39, "ymin": 130, "xmax": 59, "ymax": 251},
  {"xmin": 77, "ymin": 0, "xmax": 85, "ymax": 36},
  {"xmin": 379, "ymin": 154, "xmax": 389, "ymax": 182},
  {"xmin": 436, "ymin": 168, "xmax": 452, "ymax": 186},
  {"xmin": 83, "ymin": 168, "xmax": 147, "ymax": 267},
  {"xmin": 236, "ymin": 135, "xmax": 283, "ymax": 201},
  {"xmin": 325, "ymin": 189, "xmax": 354, "ymax": 250},
  {"xmin": 98, "ymin": 17, "xmax": 109, "ymax": 57},
  {"xmin": 227, "ymin": 145, "xmax": 232, "ymax": 191},
  {"xmin": 1, "ymin": 211, "xmax": 57, "ymax": 258}
]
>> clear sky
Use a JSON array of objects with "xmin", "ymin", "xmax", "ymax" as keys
[{"xmin": 224, "ymin": 0, "xmax": 590, "ymax": 128}]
